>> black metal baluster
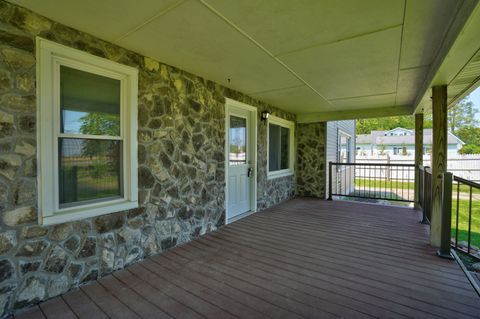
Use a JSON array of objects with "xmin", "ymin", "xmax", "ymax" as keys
[
  {"xmin": 468, "ymin": 186, "xmax": 472, "ymax": 254},
  {"xmin": 455, "ymin": 180, "xmax": 460, "ymax": 248}
]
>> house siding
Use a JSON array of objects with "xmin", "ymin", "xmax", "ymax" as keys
[
  {"xmin": 325, "ymin": 120, "xmax": 356, "ymax": 198},
  {"xmin": 0, "ymin": 1, "xmax": 295, "ymax": 316}
]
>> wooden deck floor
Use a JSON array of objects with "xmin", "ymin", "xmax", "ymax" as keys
[{"xmin": 14, "ymin": 199, "xmax": 480, "ymax": 319}]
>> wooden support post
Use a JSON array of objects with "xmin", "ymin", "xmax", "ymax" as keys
[
  {"xmin": 414, "ymin": 113, "xmax": 423, "ymax": 209},
  {"xmin": 431, "ymin": 85, "xmax": 448, "ymax": 247},
  {"xmin": 438, "ymin": 172, "xmax": 453, "ymax": 259}
]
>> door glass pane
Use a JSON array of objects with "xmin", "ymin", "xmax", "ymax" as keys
[
  {"xmin": 59, "ymin": 138, "xmax": 122, "ymax": 207},
  {"xmin": 60, "ymin": 66, "xmax": 121, "ymax": 136},
  {"xmin": 280, "ymin": 127, "xmax": 290, "ymax": 169},
  {"xmin": 269, "ymin": 124, "xmax": 280, "ymax": 171},
  {"xmin": 229, "ymin": 116, "xmax": 247, "ymax": 165}
]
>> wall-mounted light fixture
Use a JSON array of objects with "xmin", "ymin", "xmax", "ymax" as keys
[{"xmin": 261, "ymin": 111, "xmax": 270, "ymax": 122}]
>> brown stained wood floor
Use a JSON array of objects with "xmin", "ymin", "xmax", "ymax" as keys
[{"xmin": 13, "ymin": 198, "xmax": 480, "ymax": 319}]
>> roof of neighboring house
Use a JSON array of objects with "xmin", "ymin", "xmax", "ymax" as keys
[{"xmin": 356, "ymin": 129, "xmax": 464, "ymax": 146}]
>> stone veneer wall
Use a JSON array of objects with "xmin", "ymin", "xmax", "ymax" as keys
[
  {"xmin": 0, "ymin": 1, "xmax": 295, "ymax": 316},
  {"xmin": 296, "ymin": 122, "xmax": 326, "ymax": 198}
]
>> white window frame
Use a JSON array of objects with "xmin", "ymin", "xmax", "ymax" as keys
[
  {"xmin": 267, "ymin": 115, "xmax": 295, "ymax": 179},
  {"xmin": 36, "ymin": 38, "xmax": 138, "ymax": 225},
  {"xmin": 337, "ymin": 130, "xmax": 352, "ymax": 171}
]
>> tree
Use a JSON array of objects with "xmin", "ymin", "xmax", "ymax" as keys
[
  {"xmin": 447, "ymin": 96, "xmax": 479, "ymax": 134},
  {"xmin": 459, "ymin": 144, "xmax": 480, "ymax": 154},
  {"xmin": 456, "ymin": 126, "xmax": 480, "ymax": 154},
  {"xmin": 456, "ymin": 126, "xmax": 480, "ymax": 145},
  {"xmin": 79, "ymin": 112, "xmax": 121, "ymax": 177}
]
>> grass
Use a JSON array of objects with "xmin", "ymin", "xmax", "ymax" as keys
[
  {"xmin": 60, "ymin": 164, "xmax": 120, "ymax": 203},
  {"xmin": 355, "ymin": 178, "xmax": 480, "ymax": 195},
  {"xmin": 343, "ymin": 186, "xmax": 480, "ymax": 248},
  {"xmin": 451, "ymin": 198, "xmax": 480, "ymax": 249},
  {"xmin": 354, "ymin": 178, "xmax": 414, "ymax": 194}
]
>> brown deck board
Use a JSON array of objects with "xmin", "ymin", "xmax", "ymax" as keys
[
  {"xmin": 97, "ymin": 275, "xmax": 172, "ymax": 319},
  {"xmin": 80, "ymin": 282, "xmax": 140, "ymax": 319},
  {"xmin": 62, "ymin": 289, "xmax": 107, "ymax": 319},
  {"xmin": 39, "ymin": 298, "xmax": 77, "ymax": 319},
  {"xmin": 14, "ymin": 306, "xmax": 46, "ymax": 319},
  {"xmin": 114, "ymin": 269, "xmax": 203, "ymax": 319},
  {"xmin": 13, "ymin": 199, "xmax": 480, "ymax": 319}
]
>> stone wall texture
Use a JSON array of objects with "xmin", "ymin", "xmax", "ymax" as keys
[
  {"xmin": 0, "ymin": 1, "xmax": 296, "ymax": 316},
  {"xmin": 296, "ymin": 122, "xmax": 326, "ymax": 198}
]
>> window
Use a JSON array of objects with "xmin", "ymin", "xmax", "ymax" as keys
[
  {"xmin": 337, "ymin": 131, "xmax": 351, "ymax": 163},
  {"xmin": 267, "ymin": 116, "xmax": 294, "ymax": 179},
  {"xmin": 37, "ymin": 38, "xmax": 138, "ymax": 225}
]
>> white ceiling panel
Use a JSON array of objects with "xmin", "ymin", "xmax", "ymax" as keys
[
  {"xmin": 117, "ymin": 0, "xmax": 301, "ymax": 94},
  {"xmin": 279, "ymin": 27, "xmax": 401, "ymax": 100},
  {"xmin": 250, "ymin": 86, "xmax": 332, "ymax": 114},
  {"xmin": 8, "ymin": 0, "xmax": 477, "ymax": 119},
  {"xmin": 395, "ymin": 67, "xmax": 428, "ymax": 106},
  {"xmin": 330, "ymin": 93, "xmax": 396, "ymax": 110},
  {"xmin": 204, "ymin": 0, "xmax": 404, "ymax": 56},
  {"xmin": 400, "ymin": 0, "xmax": 460, "ymax": 70},
  {"xmin": 10, "ymin": 0, "xmax": 181, "ymax": 42}
]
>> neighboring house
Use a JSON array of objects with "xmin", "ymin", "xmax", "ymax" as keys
[
  {"xmin": 356, "ymin": 127, "xmax": 464, "ymax": 156},
  {"xmin": 325, "ymin": 120, "xmax": 356, "ymax": 197}
]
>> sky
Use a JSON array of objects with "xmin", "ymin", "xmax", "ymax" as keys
[{"xmin": 469, "ymin": 86, "xmax": 480, "ymax": 122}]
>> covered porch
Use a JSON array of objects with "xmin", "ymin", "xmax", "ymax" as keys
[{"xmin": 14, "ymin": 199, "xmax": 480, "ymax": 319}]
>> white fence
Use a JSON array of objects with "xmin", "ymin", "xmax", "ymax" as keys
[{"xmin": 356, "ymin": 154, "xmax": 480, "ymax": 182}]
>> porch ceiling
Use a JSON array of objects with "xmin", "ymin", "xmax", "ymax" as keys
[{"xmin": 9, "ymin": 0, "xmax": 480, "ymax": 121}]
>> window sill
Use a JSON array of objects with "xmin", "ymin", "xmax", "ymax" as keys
[
  {"xmin": 267, "ymin": 169, "xmax": 294, "ymax": 180},
  {"xmin": 40, "ymin": 199, "xmax": 138, "ymax": 226}
]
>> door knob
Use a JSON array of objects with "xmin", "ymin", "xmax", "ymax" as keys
[{"xmin": 247, "ymin": 167, "xmax": 253, "ymax": 177}]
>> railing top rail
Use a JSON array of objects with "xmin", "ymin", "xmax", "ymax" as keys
[
  {"xmin": 330, "ymin": 162, "xmax": 415, "ymax": 167},
  {"xmin": 453, "ymin": 175, "xmax": 480, "ymax": 189}
]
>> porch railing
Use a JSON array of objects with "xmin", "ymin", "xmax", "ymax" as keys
[
  {"xmin": 419, "ymin": 165, "xmax": 433, "ymax": 224},
  {"xmin": 328, "ymin": 162, "xmax": 415, "ymax": 203},
  {"xmin": 451, "ymin": 175, "xmax": 480, "ymax": 258}
]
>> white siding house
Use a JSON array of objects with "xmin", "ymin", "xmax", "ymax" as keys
[
  {"xmin": 326, "ymin": 120, "xmax": 356, "ymax": 198},
  {"xmin": 357, "ymin": 127, "xmax": 464, "ymax": 156}
]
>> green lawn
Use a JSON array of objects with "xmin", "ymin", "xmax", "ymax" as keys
[
  {"xmin": 349, "ymin": 184, "xmax": 480, "ymax": 248},
  {"xmin": 451, "ymin": 198, "xmax": 480, "ymax": 248},
  {"xmin": 355, "ymin": 178, "xmax": 480, "ymax": 195}
]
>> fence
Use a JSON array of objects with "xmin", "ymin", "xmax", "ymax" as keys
[
  {"xmin": 328, "ymin": 162, "xmax": 415, "ymax": 203},
  {"xmin": 357, "ymin": 154, "xmax": 480, "ymax": 182}
]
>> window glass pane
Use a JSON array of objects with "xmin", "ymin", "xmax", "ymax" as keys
[
  {"xmin": 280, "ymin": 127, "xmax": 290, "ymax": 170},
  {"xmin": 59, "ymin": 138, "xmax": 122, "ymax": 207},
  {"xmin": 229, "ymin": 116, "xmax": 247, "ymax": 165},
  {"xmin": 60, "ymin": 66, "xmax": 120, "ymax": 136},
  {"xmin": 269, "ymin": 124, "xmax": 280, "ymax": 171}
]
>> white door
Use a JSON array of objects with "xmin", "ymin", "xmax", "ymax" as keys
[{"xmin": 226, "ymin": 102, "xmax": 256, "ymax": 223}]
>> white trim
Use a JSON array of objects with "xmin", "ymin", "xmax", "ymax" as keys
[
  {"xmin": 36, "ymin": 37, "xmax": 138, "ymax": 225},
  {"xmin": 224, "ymin": 99, "xmax": 257, "ymax": 224},
  {"xmin": 227, "ymin": 210, "xmax": 255, "ymax": 224},
  {"xmin": 267, "ymin": 115, "xmax": 295, "ymax": 180}
]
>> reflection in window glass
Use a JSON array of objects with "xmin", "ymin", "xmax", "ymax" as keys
[
  {"xmin": 229, "ymin": 116, "xmax": 247, "ymax": 165},
  {"xmin": 280, "ymin": 127, "xmax": 290, "ymax": 169},
  {"xmin": 269, "ymin": 124, "xmax": 290, "ymax": 172},
  {"xmin": 60, "ymin": 66, "xmax": 120, "ymax": 136},
  {"xmin": 58, "ymin": 138, "xmax": 122, "ymax": 207}
]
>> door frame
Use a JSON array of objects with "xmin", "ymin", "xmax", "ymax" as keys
[{"xmin": 225, "ymin": 98, "xmax": 257, "ymax": 224}]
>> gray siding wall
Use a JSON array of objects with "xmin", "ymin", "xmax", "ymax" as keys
[{"xmin": 325, "ymin": 120, "xmax": 356, "ymax": 198}]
